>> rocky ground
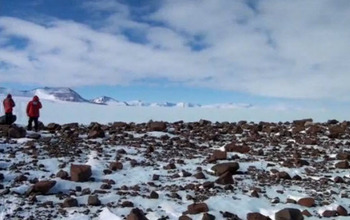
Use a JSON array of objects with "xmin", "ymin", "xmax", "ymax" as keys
[{"xmin": 1, "ymin": 119, "xmax": 350, "ymax": 220}]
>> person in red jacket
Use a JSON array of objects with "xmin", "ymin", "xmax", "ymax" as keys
[
  {"xmin": 3, "ymin": 94, "xmax": 16, "ymax": 125},
  {"xmin": 26, "ymin": 95, "xmax": 42, "ymax": 131}
]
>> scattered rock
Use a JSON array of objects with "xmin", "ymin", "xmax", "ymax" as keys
[{"xmin": 70, "ymin": 164, "xmax": 92, "ymax": 182}]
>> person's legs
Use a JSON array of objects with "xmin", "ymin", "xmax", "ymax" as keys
[
  {"xmin": 5, "ymin": 113, "xmax": 12, "ymax": 125},
  {"xmin": 34, "ymin": 117, "xmax": 39, "ymax": 132},
  {"xmin": 27, "ymin": 117, "xmax": 33, "ymax": 130}
]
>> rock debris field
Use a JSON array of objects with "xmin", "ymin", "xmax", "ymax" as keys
[{"xmin": 1, "ymin": 119, "xmax": 350, "ymax": 220}]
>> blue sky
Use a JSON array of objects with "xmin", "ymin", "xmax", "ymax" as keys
[{"xmin": 1, "ymin": 0, "xmax": 350, "ymax": 110}]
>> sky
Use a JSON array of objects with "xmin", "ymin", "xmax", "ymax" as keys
[{"xmin": 1, "ymin": 0, "xmax": 350, "ymax": 109}]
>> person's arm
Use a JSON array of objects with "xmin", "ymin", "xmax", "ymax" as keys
[
  {"xmin": 26, "ymin": 103, "xmax": 30, "ymax": 116},
  {"xmin": 11, "ymin": 99, "xmax": 15, "ymax": 107},
  {"xmin": 39, "ymin": 101, "xmax": 42, "ymax": 109}
]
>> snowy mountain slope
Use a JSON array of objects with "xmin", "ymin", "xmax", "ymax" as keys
[
  {"xmin": 0, "ymin": 87, "xmax": 253, "ymax": 109},
  {"xmin": 91, "ymin": 96, "xmax": 128, "ymax": 106},
  {"xmin": 0, "ymin": 87, "xmax": 87, "ymax": 102}
]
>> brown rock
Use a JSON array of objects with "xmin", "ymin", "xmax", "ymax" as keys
[
  {"xmin": 126, "ymin": 208, "xmax": 148, "ymax": 220},
  {"xmin": 247, "ymin": 212, "xmax": 271, "ymax": 220},
  {"xmin": 337, "ymin": 205, "xmax": 348, "ymax": 216},
  {"xmin": 70, "ymin": 164, "xmax": 92, "ymax": 182},
  {"xmin": 88, "ymin": 194, "xmax": 101, "ymax": 206},
  {"xmin": 225, "ymin": 143, "xmax": 250, "ymax": 153},
  {"xmin": 56, "ymin": 170, "xmax": 69, "ymax": 180},
  {"xmin": 63, "ymin": 198, "xmax": 78, "ymax": 207},
  {"xmin": 335, "ymin": 160, "xmax": 349, "ymax": 169},
  {"xmin": 148, "ymin": 121, "xmax": 167, "ymax": 131},
  {"xmin": 297, "ymin": 197, "xmax": 315, "ymax": 207},
  {"xmin": 186, "ymin": 203, "xmax": 209, "ymax": 214},
  {"xmin": 8, "ymin": 125, "xmax": 26, "ymax": 138},
  {"xmin": 275, "ymin": 208, "xmax": 303, "ymax": 220},
  {"xmin": 211, "ymin": 162, "xmax": 239, "ymax": 176},
  {"xmin": 322, "ymin": 210, "xmax": 337, "ymax": 217},
  {"xmin": 109, "ymin": 162, "xmax": 123, "ymax": 171},
  {"xmin": 31, "ymin": 180, "xmax": 56, "ymax": 194},
  {"xmin": 150, "ymin": 191, "xmax": 159, "ymax": 199},
  {"xmin": 202, "ymin": 213, "xmax": 216, "ymax": 220},
  {"xmin": 179, "ymin": 215, "xmax": 192, "ymax": 220},
  {"xmin": 301, "ymin": 210, "xmax": 312, "ymax": 217},
  {"xmin": 208, "ymin": 150, "xmax": 227, "ymax": 162},
  {"xmin": 215, "ymin": 171, "xmax": 234, "ymax": 185},
  {"xmin": 194, "ymin": 172, "xmax": 206, "ymax": 179},
  {"xmin": 278, "ymin": 171, "xmax": 291, "ymax": 180}
]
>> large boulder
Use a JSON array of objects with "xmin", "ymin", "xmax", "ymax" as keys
[
  {"xmin": 148, "ymin": 121, "xmax": 167, "ymax": 132},
  {"xmin": 208, "ymin": 150, "xmax": 227, "ymax": 162},
  {"xmin": 211, "ymin": 162, "xmax": 239, "ymax": 176},
  {"xmin": 186, "ymin": 203, "xmax": 209, "ymax": 214},
  {"xmin": 88, "ymin": 194, "xmax": 101, "ymax": 206},
  {"xmin": 215, "ymin": 171, "xmax": 234, "ymax": 185},
  {"xmin": 247, "ymin": 212, "xmax": 271, "ymax": 220},
  {"xmin": 126, "ymin": 208, "xmax": 148, "ymax": 220},
  {"xmin": 297, "ymin": 197, "xmax": 315, "ymax": 207},
  {"xmin": 31, "ymin": 180, "xmax": 56, "ymax": 194},
  {"xmin": 8, "ymin": 125, "xmax": 26, "ymax": 138},
  {"xmin": 275, "ymin": 208, "xmax": 303, "ymax": 220},
  {"xmin": 70, "ymin": 164, "xmax": 92, "ymax": 182},
  {"xmin": 225, "ymin": 142, "xmax": 250, "ymax": 153}
]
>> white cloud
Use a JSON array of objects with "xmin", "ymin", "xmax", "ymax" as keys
[{"xmin": 0, "ymin": 0, "xmax": 350, "ymax": 100}]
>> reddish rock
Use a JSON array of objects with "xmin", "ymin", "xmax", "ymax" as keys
[
  {"xmin": 337, "ymin": 205, "xmax": 348, "ymax": 216},
  {"xmin": 211, "ymin": 162, "xmax": 239, "ymax": 176},
  {"xmin": 225, "ymin": 142, "xmax": 250, "ymax": 153},
  {"xmin": 148, "ymin": 121, "xmax": 167, "ymax": 131},
  {"xmin": 278, "ymin": 171, "xmax": 291, "ymax": 180},
  {"xmin": 63, "ymin": 198, "xmax": 78, "ymax": 207},
  {"xmin": 335, "ymin": 160, "xmax": 349, "ymax": 169},
  {"xmin": 202, "ymin": 213, "xmax": 216, "ymax": 220},
  {"xmin": 8, "ymin": 125, "xmax": 26, "ymax": 138},
  {"xmin": 297, "ymin": 197, "xmax": 315, "ymax": 207},
  {"xmin": 56, "ymin": 170, "xmax": 69, "ymax": 180},
  {"xmin": 215, "ymin": 171, "xmax": 234, "ymax": 185},
  {"xmin": 194, "ymin": 172, "xmax": 206, "ymax": 179},
  {"xmin": 150, "ymin": 191, "xmax": 159, "ymax": 199},
  {"xmin": 186, "ymin": 203, "xmax": 209, "ymax": 214},
  {"xmin": 70, "ymin": 164, "xmax": 92, "ymax": 182},
  {"xmin": 336, "ymin": 152, "xmax": 350, "ymax": 160},
  {"xmin": 275, "ymin": 208, "xmax": 303, "ymax": 220},
  {"xmin": 301, "ymin": 210, "xmax": 312, "ymax": 217},
  {"xmin": 88, "ymin": 129, "xmax": 105, "ymax": 139},
  {"xmin": 208, "ymin": 150, "xmax": 227, "ymax": 162},
  {"xmin": 109, "ymin": 162, "xmax": 123, "ymax": 171},
  {"xmin": 322, "ymin": 210, "xmax": 337, "ymax": 217},
  {"xmin": 247, "ymin": 212, "xmax": 271, "ymax": 220},
  {"xmin": 126, "ymin": 208, "xmax": 148, "ymax": 220},
  {"xmin": 88, "ymin": 195, "xmax": 101, "ymax": 206},
  {"xmin": 179, "ymin": 215, "xmax": 192, "ymax": 220},
  {"xmin": 32, "ymin": 180, "xmax": 56, "ymax": 194}
]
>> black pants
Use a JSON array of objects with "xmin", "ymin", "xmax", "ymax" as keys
[
  {"xmin": 28, "ymin": 117, "xmax": 39, "ymax": 131},
  {"xmin": 5, "ymin": 113, "xmax": 13, "ymax": 125}
]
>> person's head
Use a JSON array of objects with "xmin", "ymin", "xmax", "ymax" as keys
[
  {"xmin": 33, "ymin": 95, "xmax": 39, "ymax": 101},
  {"xmin": 7, "ymin": 94, "xmax": 12, "ymax": 99}
]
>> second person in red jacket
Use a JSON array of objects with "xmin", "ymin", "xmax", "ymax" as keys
[{"xmin": 26, "ymin": 95, "xmax": 42, "ymax": 131}]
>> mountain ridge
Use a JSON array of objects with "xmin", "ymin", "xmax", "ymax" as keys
[{"xmin": 0, "ymin": 87, "xmax": 253, "ymax": 109}]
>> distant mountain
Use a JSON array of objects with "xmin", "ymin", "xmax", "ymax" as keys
[
  {"xmin": 175, "ymin": 102, "xmax": 201, "ymax": 108},
  {"xmin": 0, "ymin": 87, "xmax": 87, "ymax": 102},
  {"xmin": 0, "ymin": 87, "xmax": 253, "ymax": 109},
  {"xmin": 34, "ymin": 87, "xmax": 87, "ymax": 102},
  {"xmin": 91, "ymin": 96, "xmax": 128, "ymax": 106}
]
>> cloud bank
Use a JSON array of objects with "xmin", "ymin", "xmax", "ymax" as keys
[{"xmin": 0, "ymin": 0, "xmax": 350, "ymax": 100}]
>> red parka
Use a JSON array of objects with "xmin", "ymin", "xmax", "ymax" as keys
[
  {"xmin": 27, "ymin": 96, "xmax": 42, "ymax": 117},
  {"xmin": 3, "ymin": 94, "xmax": 15, "ymax": 113}
]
